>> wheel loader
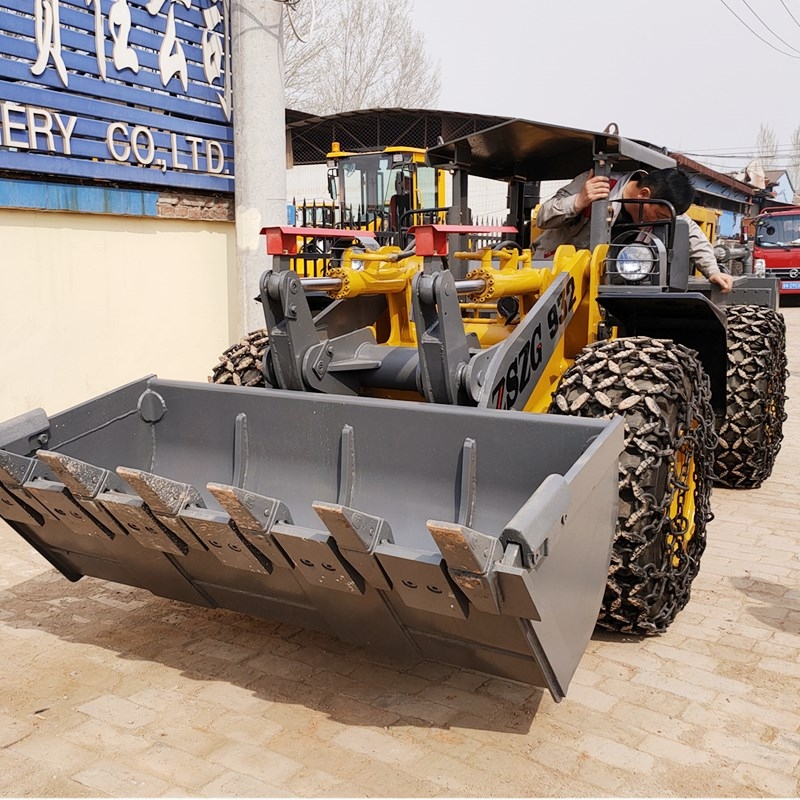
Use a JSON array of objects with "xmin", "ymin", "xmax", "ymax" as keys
[{"xmin": 0, "ymin": 120, "xmax": 787, "ymax": 702}]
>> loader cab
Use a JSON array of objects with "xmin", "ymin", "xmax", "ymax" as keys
[
  {"xmin": 326, "ymin": 143, "xmax": 448, "ymax": 245},
  {"xmin": 426, "ymin": 118, "xmax": 735, "ymax": 410}
]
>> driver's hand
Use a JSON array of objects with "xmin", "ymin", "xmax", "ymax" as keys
[
  {"xmin": 574, "ymin": 171, "xmax": 611, "ymax": 214},
  {"xmin": 709, "ymin": 272, "xmax": 734, "ymax": 293}
]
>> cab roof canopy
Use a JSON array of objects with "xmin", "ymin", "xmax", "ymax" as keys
[{"xmin": 427, "ymin": 118, "xmax": 676, "ymax": 182}]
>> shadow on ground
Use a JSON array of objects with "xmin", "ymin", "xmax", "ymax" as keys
[
  {"xmin": 0, "ymin": 567, "xmax": 545, "ymax": 734},
  {"xmin": 729, "ymin": 575, "xmax": 800, "ymax": 634}
]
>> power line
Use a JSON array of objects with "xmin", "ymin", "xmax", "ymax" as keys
[
  {"xmin": 778, "ymin": 0, "xmax": 800, "ymax": 31},
  {"xmin": 679, "ymin": 141, "xmax": 800, "ymax": 155},
  {"xmin": 681, "ymin": 149, "xmax": 800, "ymax": 159},
  {"xmin": 717, "ymin": 0, "xmax": 800, "ymax": 57},
  {"xmin": 740, "ymin": 0, "xmax": 800, "ymax": 54},
  {"xmin": 683, "ymin": 145, "xmax": 799, "ymax": 154}
]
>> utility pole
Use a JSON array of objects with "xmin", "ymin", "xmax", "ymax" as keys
[{"xmin": 231, "ymin": 0, "xmax": 287, "ymax": 336}]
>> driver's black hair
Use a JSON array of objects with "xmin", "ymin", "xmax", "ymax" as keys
[{"xmin": 637, "ymin": 168, "xmax": 695, "ymax": 215}]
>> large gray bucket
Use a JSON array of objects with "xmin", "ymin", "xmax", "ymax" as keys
[{"xmin": 0, "ymin": 377, "xmax": 623, "ymax": 701}]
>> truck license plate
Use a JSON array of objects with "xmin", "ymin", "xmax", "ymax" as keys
[{"xmin": 781, "ymin": 281, "xmax": 800, "ymax": 290}]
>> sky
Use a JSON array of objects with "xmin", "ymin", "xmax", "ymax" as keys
[{"xmin": 409, "ymin": 0, "xmax": 800, "ymax": 176}]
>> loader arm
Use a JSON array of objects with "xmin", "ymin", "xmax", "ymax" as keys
[{"xmin": 260, "ymin": 225, "xmax": 608, "ymax": 416}]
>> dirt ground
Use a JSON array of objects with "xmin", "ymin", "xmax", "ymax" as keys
[{"xmin": 0, "ymin": 304, "xmax": 798, "ymax": 798}]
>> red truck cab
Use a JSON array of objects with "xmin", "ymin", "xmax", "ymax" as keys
[{"xmin": 752, "ymin": 205, "xmax": 800, "ymax": 294}]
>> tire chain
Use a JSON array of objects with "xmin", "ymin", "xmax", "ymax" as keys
[
  {"xmin": 714, "ymin": 306, "xmax": 788, "ymax": 489},
  {"xmin": 210, "ymin": 329, "xmax": 268, "ymax": 387},
  {"xmin": 549, "ymin": 337, "xmax": 717, "ymax": 634}
]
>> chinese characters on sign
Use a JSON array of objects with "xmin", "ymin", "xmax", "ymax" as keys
[
  {"xmin": 0, "ymin": 0, "xmax": 235, "ymax": 191},
  {"xmin": 32, "ymin": 0, "xmax": 232, "ymax": 115}
]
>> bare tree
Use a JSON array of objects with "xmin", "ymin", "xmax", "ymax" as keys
[
  {"xmin": 283, "ymin": 0, "xmax": 441, "ymax": 114},
  {"xmin": 755, "ymin": 123, "xmax": 778, "ymax": 167},
  {"xmin": 789, "ymin": 125, "xmax": 800, "ymax": 202}
]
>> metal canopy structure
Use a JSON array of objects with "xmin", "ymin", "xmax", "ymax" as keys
[
  {"xmin": 284, "ymin": 108, "xmax": 754, "ymax": 217},
  {"xmin": 286, "ymin": 107, "xmax": 510, "ymax": 165},
  {"xmin": 425, "ymin": 118, "xmax": 676, "ymax": 182}
]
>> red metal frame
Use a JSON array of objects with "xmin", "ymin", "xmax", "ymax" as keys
[
  {"xmin": 261, "ymin": 226, "xmax": 377, "ymax": 255},
  {"xmin": 408, "ymin": 224, "xmax": 518, "ymax": 257}
]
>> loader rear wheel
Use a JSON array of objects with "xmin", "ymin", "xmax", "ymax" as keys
[
  {"xmin": 210, "ymin": 329, "xmax": 268, "ymax": 387},
  {"xmin": 714, "ymin": 306, "xmax": 788, "ymax": 489},
  {"xmin": 549, "ymin": 337, "xmax": 717, "ymax": 635}
]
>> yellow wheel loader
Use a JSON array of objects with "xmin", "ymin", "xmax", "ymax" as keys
[{"xmin": 0, "ymin": 120, "xmax": 786, "ymax": 701}]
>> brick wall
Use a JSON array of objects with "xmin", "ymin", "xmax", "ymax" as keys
[{"xmin": 157, "ymin": 192, "xmax": 234, "ymax": 221}]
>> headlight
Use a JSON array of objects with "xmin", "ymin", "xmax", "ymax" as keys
[
  {"xmin": 604, "ymin": 229, "xmax": 666, "ymax": 287},
  {"xmin": 616, "ymin": 243, "xmax": 657, "ymax": 282}
]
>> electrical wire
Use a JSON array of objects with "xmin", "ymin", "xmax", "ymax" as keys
[
  {"xmin": 717, "ymin": 0, "xmax": 800, "ymax": 58},
  {"xmin": 283, "ymin": 0, "xmax": 316, "ymax": 43},
  {"xmin": 779, "ymin": 0, "xmax": 800, "ymax": 30},
  {"xmin": 739, "ymin": 0, "xmax": 800, "ymax": 54}
]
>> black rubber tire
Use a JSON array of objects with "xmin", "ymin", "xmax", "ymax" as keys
[
  {"xmin": 549, "ymin": 337, "xmax": 717, "ymax": 635},
  {"xmin": 210, "ymin": 329, "xmax": 268, "ymax": 387},
  {"xmin": 714, "ymin": 306, "xmax": 788, "ymax": 489}
]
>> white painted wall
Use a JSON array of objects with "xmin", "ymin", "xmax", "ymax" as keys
[{"xmin": 0, "ymin": 210, "xmax": 236, "ymax": 421}]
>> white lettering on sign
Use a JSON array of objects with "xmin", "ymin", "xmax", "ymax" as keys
[
  {"xmin": 28, "ymin": 0, "xmax": 230, "ymax": 118},
  {"xmin": 0, "ymin": 101, "xmax": 77, "ymax": 154},
  {"xmin": 202, "ymin": 0, "xmax": 231, "ymax": 120},
  {"xmin": 32, "ymin": 0, "xmax": 69, "ymax": 87},
  {"xmin": 87, "ymin": 0, "xmax": 140, "ymax": 80},
  {"xmin": 146, "ymin": 0, "xmax": 192, "ymax": 91},
  {"xmin": 2, "ymin": 101, "xmax": 226, "ymax": 176},
  {"xmin": 107, "ymin": 122, "xmax": 225, "ymax": 173},
  {"xmin": 109, "ymin": 0, "xmax": 140, "ymax": 73},
  {"xmin": 2, "ymin": 102, "xmax": 30, "ymax": 148}
]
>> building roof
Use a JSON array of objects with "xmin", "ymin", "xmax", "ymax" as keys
[{"xmin": 764, "ymin": 169, "xmax": 789, "ymax": 186}]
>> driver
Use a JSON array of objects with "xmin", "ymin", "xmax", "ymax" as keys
[{"xmin": 534, "ymin": 167, "xmax": 734, "ymax": 293}]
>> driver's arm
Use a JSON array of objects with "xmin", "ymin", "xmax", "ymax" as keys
[
  {"xmin": 535, "ymin": 171, "xmax": 592, "ymax": 228},
  {"xmin": 683, "ymin": 215, "xmax": 733, "ymax": 293}
]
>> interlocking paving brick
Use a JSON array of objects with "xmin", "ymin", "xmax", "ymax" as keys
[
  {"xmin": 72, "ymin": 760, "xmax": 170, "ymax": 796},
  {"xmin": 76, "ymin": 694, "xmax": 158, "ymax": 729},
  {"xmin": 206, "ymin": 741, "xmax": 303, "ymax": 785},
  {"xmin": 0, "ymin": 713, "xmax": 34, "ymax": 748}
]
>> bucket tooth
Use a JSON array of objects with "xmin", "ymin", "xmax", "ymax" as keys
[
  {"xmin": 426, "ymin": 520, "xmax": 504, "ymax": 615},
  {"xmin": 23, "ymin": 477, "xmax": 116, "ymax": 541},
  {"xmin": 206, "ymin": 483, "xmax": 294, "ymax": 569},
  {"xmin": 0, "ymin": 450, "xmax": 51, "ymax": 526},
  {"xmin": 312, "ymin": 501, "xmax": 393, "ymax": 591},
  {"xmin": 97, "ymin": 488, "xmax": 189, "ymax": 557},
  {"xmin": 179, "ymin": 505, "xmax": 272, "ymax": 575},
  {"xmin": 375, "ymin": 544, "xmax": 469, "ymax": 620},
  {"xmin": 115, "ymin": 467, "xmax": 205, "ymax": 552},
  {"xmin": 4, "ymin": 450, "xmax": 117, "ymax": 541},
  {"xmin": 0, "ymin": 449, "xmax": 37, "ymax": 487},
  {"xmin": 0, "ymin": 482, "xmax": 44, "ymax": 527},
  {"xmin": 35, "ymin": 451, "xmax": 129, "ymax": 539},
  {"xmin": 270, "ymin": 521, "xmax": 366, "ymax": 595}
]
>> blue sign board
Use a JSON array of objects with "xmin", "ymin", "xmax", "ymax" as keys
[{"xmin": 0, "ymin": 0, "xmax": 234, "ymax": 192}]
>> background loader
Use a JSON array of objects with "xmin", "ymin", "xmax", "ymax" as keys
[{"xmin": 0, "ymin": 120, "xmax": 787, "ymax": 702}]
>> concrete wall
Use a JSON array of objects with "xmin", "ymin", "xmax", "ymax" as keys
[{"xmin": 0, "ymin": 209, "xmax": 237, "ymax": 421}]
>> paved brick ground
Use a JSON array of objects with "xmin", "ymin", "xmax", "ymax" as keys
[{"xmin": 1, "ymin": 305, "xmax": 799, "ymax": 797}]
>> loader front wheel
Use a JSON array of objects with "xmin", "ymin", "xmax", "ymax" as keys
[
  {"xmin": 549, "ymin": 337, "xmax": 717, "ymax": 635},
  {"xmin": 210, "ymin": 329, "xmax": 268, "ymax": 387},
  {"xmin": 714, "ymin": 306, "xmax": 788, "ymax": 489}
]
